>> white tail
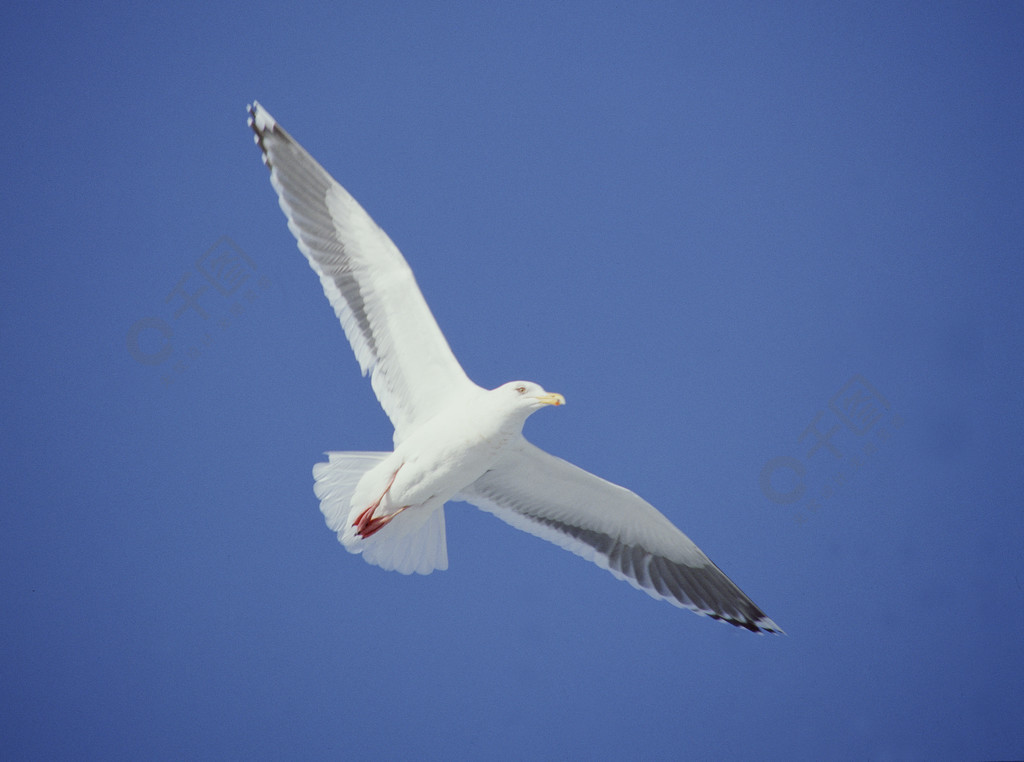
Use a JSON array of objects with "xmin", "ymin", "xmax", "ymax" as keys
[{"xmin": 312, "ymin": 452, "xmax": 449, "ymax": 575}]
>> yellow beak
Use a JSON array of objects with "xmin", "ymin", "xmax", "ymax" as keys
[{"xmin": 536, "ymin": 392, "xmax": 566, "ymax": 407}]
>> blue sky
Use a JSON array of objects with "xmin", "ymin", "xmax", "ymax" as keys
[{"xmin": 3, "ymin": 2, "xmax": 1023, "ymax": 759}]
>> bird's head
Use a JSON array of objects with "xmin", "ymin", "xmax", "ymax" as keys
[{"xmin": 495, "ymin": 380, "xmax": 565, "ymax": 417}]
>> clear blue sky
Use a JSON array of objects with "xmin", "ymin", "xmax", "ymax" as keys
[{"xmin": 3, "ymin": 3, "xmax": 1023, "ymax": 759}]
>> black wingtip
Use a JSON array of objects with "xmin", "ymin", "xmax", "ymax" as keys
[
  {"xmin": 246, "ymin": 101, "xmax": 273, "ymax": 170},
  {"xmin": 705, "ymin": 599, "xmax": 783, "ymax": 634},
  {"xmin": 739, "ymin": 616, "xmax": 785, "ymax": 635}
]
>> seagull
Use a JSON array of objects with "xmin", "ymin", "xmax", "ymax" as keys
[{"xmin": 248, "ymin": 102, "xmax": 781, "ymax": 634}]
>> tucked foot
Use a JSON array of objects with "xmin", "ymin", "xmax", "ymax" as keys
[
  {"xmin": 352, "ymin": 465, "xmax": 404, "ymax": 538},
  {"xmin": 353, "ymin": 504, "xmax": 410, "ymax": 538}
]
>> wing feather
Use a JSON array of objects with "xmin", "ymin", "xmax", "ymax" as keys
[
  {"xmin": 459, "ymin": 441, "xmax": 781, "ymax": 633},
  {"xmin": 248, "ymin": 102, "xmax": 478, "ymax": 438}
]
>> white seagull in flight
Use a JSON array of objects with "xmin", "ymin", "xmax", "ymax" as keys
[{"xmin": 248, "ymin": 102, "xmax": 781, "ymax": 634}]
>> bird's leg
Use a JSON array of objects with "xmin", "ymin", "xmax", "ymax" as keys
[
  {"xmin": 355, "ymin": 503, "xmax": 410, "ymax": 538},
  {"xmin": 353, "ymin": 465, "xmax": 407, "ymax": 538}
]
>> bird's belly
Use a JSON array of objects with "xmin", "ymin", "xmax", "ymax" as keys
[
  {"xmin": 390, "ymin": 441, "xmax": 501, "ymax": 508},
  {"xmin": 381, "ymin": 416, "xmax": 511, "ymax": 510}
]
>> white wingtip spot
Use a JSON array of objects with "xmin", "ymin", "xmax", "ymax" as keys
[{"xmin": 247, "ymin": 101, "xmax": 277, "ymax": 135}]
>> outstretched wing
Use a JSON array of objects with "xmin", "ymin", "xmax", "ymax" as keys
[
  {"xmin": 459, "ymin": 441, "xmax": 782, "ymax": 633},
  {"xmin": 248, "ymin": 102, "xmax": 478, "ymax": 439}
]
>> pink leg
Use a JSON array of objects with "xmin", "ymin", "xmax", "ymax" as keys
[
  {"xmin": 353, "ymin": 466, "xmax": 407, "ymax": 538},
  {"xmin": 354, "ymin": 504, "xmax": 410, "ymax": 538}
]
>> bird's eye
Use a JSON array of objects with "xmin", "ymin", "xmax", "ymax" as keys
[{"xmin": 515, "ymin": 386, "xmax": 526, "ymax": 394}]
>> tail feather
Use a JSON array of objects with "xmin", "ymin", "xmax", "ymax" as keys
[
  {"xmin": 358, "ymin": 505, "xmax": 448, "ymax": 575},
  {"xmin": 312, "ymin": 451, "xmax": 449, "ymax": 575},
  {"xmin": 313, "ymin": 451, "xmax": 389, "ymax": 532}
]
